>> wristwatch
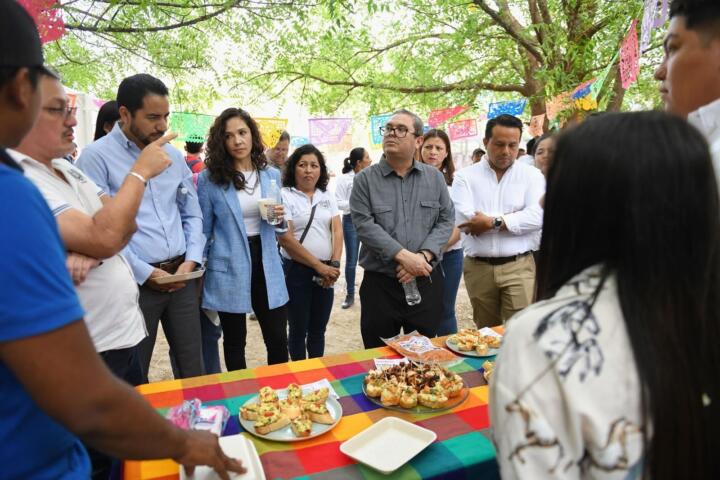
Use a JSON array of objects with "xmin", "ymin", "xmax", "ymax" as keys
[
  {"xmin": 492, "ymin": 217, "xmax": 503, "ymax": 231},
  {"xmin": 328, "ymin": 260, "xmax": 341, "ymax": 268}
]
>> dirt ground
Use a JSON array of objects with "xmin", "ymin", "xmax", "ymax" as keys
[{"xmin": 148, "ymin": 267, "xmax": 476, "ymax": 382}]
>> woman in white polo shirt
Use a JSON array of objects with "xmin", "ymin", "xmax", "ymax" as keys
[{"xmin": 278, "ymin": 144, "xmax": 343, "ymax": 360}]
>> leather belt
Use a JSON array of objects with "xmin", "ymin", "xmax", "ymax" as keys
[
  {"xmin": 151, "ymin": 254, "xmax": 185, "ymax": 273},
  {"xmin": 471, "ymin": 251, "xmax": 532, "ymax": 266}
]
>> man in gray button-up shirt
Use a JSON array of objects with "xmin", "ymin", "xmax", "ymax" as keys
[{"xmin": 350, "ymin": 109, "xmax": 454, "ymax": 347}]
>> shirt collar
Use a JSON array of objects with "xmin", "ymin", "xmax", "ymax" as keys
[
  {"xmin": 378, "ymin": 157, "xmax": 423, "ymax": 177},
  {"xmin": 110, "ymin": 122, "xmax": 142, "ymax": 152},
  {"xmin": 688, "ymin": 97, "xmax": 720, "ymax": 143},
  {"xmin": 8, "ymin": 150, "xmax": 73, "ymax": 179},
  {"xmin": 7, "ymin": 149, "xmax": 48, "ymax": 172},
  {"xmin": 0, "ymin": 149, "xmax": 22, "ymax": 171},
  {"xmin": 480, "ymin": 157, "xmax": 516, "ymax": 175},
  {"xmin": 290, "ymin": 186, "xmax": 327, "ymax": 206}
]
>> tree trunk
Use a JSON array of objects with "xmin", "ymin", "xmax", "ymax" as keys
[{"xmin": 605, "ymin": 68, "xmax": 627, "ymax": 112}]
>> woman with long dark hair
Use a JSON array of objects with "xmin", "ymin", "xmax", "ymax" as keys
[
  {"xmin": 419, "ymin": 129, "xmax": 462, "ymax": 335},
  {"xmin": 335, "ymin": 147, "xmax": 371, "ymax": 308},
  {"xmin": 278, "ymin": 144, "xmax": 343, "ymax": 360},
  {"xmin": 93, "ymin": 100, "xmax": 120, "ymax": 141},
  {"xmin": 490, "ymin": 112, "xmax": 720, "ymax": 479},
  {"xmin": 197, "ymin": 107, "xmax": 289, "ymax": 370}
]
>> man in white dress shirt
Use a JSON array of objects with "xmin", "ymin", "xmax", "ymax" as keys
[
  {"xmin": 451, "ymin": 114, "xmax": 545, "ymax": 328},
  {"xmin": 655, "ymin": 0, "xmax": 720, "ymax": 173}
]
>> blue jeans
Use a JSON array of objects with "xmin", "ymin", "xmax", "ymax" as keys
[
  {"xmin": 437, "ymin": 248, "xmax": 463, "ymax": 335},
  {"xmin": 342, "ymin": 214, "xmax": 359, "ymax": 295},
  {"xmin": 284, "ymin": 259, "xmax": 335, "ymax": 360},
  {"xmin": 200, "ymin": 309, "xmax": 222, "ymax": 374}
]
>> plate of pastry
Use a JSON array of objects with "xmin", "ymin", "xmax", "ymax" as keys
[
  {"xmin": 362, "ymin": 362, "xmax": 468, "ymax": 413},
  {"xmin": 445, "ymin": 328, "xmax": 502, "ymax": 357},
  {"xmin": 238, "ymin": 384, "xmax": 342, "ymax": 442}
]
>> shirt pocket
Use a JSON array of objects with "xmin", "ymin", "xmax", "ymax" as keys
[
  {"xmin": 207, "ymin": 257, "xmax": 229, "ymax": 273},
  {"xmin": 372, "ymin": 205, "xmax": 394, "ymax": 231},
  {"xmin": 420, "ymin": 200, "xmax": 440, "ymax": 229}
]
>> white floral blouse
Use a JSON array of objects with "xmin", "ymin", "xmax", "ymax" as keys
[{"xmin": 490, "ymin": 266, "xmax": 645, "ymax": 479}]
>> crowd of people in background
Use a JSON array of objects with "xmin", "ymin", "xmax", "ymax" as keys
[{"xmin": 2, "ymin": 0, "xmax": 720, "ymax": 479}]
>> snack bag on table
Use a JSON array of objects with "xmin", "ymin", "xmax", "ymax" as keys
[{"xmin": 381, "ymin": 330, "xmax": 460, "ymax": 365}]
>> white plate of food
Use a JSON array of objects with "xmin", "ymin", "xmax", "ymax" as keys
[
  {"xmin": 340, "ymin": 417, "xmax": 436, "ymax": 474},
  {"xmin": 362, "ymin": 362, "xmax": 468, "ymax": 413},
  {"xmin": 179, "ymin": 434, "xmax": 265, "ymax": 480},
  {"xmin": 153, "ymin": 268, "xmax": 206, "ymax": 285},
  {"xmin": 238, "ymin": 384, "xmax": 342, "ymax": 442},
  {"xmin": 445, "ymin": 328, "xmax": 502, "ymax": 357}
]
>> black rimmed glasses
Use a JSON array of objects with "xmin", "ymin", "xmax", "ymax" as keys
[
  {"xmin": 43, "ymin": 105, "xmax": 78, "ymax": 119},
  {"xmin": 379, "ymin": 125, "xmax": 417, "ymax": 138}
]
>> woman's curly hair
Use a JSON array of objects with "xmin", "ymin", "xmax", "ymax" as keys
[{"xmin": 205, "ymin": 108, "xmax": 267, "ymax": 189}]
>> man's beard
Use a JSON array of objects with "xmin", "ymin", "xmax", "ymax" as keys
[{"xmin": 129, "ymin": 122, "xmax": 161, "ymax": 148}]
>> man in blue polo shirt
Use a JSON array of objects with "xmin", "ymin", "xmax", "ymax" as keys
[{"xmin": 0, "ymin": 2, "xmax": 243, "ymax": 478}]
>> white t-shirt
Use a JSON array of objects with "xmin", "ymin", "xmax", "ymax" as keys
[
  {"xmin": 11, "ymin": 152, "xmax": 146, "ymax": 353},
  {"xmin": 490, "ymin": 266, "xmax": 644, "ymax": 479},
  {"xmin": 235, "ymin": 170, "xmax": 262, "ymax": 236},
  {"xmin": 281, "ymin": 187, "xmax": 339, "ymax": 261},
  {"xmin": 446, "ymin": 184, "xmax": 463, "ymax": 252},
  {"xmin": 334, "ymin": 171, "xmax": 355, "ymax": 215},
  {"xmin": 452, "ymin": 159, "xmax": 545, "ymax": 258}
]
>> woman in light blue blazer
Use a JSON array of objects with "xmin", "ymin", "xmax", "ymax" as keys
[{"xmin": 198, "ymin": 108, "xmax": 289, "ymax": 370}]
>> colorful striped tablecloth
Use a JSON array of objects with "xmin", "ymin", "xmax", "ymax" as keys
[{"xmin": 124, "ymin": 343, "xmax": 500, "ymax": 479}]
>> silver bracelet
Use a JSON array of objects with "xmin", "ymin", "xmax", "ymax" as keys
[{"xmin": 127, "ymin": 171, "xmax": 147, "ymax": 186}]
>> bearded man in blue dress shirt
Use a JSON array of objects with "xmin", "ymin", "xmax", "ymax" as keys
[{"xmin": 77, "ymin": 74, "xmax": 205, "ymax": 381}]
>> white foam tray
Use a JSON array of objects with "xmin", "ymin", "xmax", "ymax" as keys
[
  {"xmin": 339, "ymin": 417, "xmax": 437, "ymax": 474},
  {"xmin": 179, "ymin": 434, "xmax": 265, "ymax": 480}
]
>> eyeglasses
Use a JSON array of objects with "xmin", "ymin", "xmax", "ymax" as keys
[
  {"xmin": 379, "ymin": 125, "xmax": 417, "ymax": 138},
  {"xmin": 43, "ymin": 106, "xmax": 78, "ymax": 120}
]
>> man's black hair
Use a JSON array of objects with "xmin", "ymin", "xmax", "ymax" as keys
[
  {"xmin": 116, "ymin": 74, "xmax": 169, "ymax": 116},
  {"xmin": 670, "ymin": 0, "xmax": 720, "ymax": 32},
  {"xmin": 484, "ymin": 114, "xmax": 523, "ymax": 140},
  {"xmin": 185, "ymin": 141, "xmax": 203, "ymax": 154}
]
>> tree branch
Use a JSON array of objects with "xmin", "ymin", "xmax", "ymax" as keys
[
  {"xmin": 527, "ymin": 0, "xmax": 545, "ymax": 45},
  {"xmin": 64, "ymin": 0, "xmax": 241, "ymax": 33},
  {"xmin": 537, "ymin": 0, "xmax": 552, "ymax": 24},
  {"xmin": 472, "ymin": 0, "xmax": 543, "ymax": 62},
  {"xmin": 255, "ymin": 70, "xmax": 527, "ymax": 95}
]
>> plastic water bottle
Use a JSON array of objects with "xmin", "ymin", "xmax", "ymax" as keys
[
  {"xmin": 265, "ymin": 179, "xmax": 282, "ymax": 225},
  {"xmin": 403, "ymin": 278, "xmax": 422, "ymax": 306}
]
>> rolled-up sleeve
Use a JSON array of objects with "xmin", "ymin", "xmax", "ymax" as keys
[
  {"xmin": 503, "ymin": 169, "xmax": 545, "ymax": 235},
  {"xmin": 350, "ymin": 171, "xmax": 403, "ymax": 263}
]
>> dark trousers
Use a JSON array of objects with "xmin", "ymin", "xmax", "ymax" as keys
[
  {"xmin": 138, "ymin": 280, "xmax": 203, "ymax": 382},
  {"xmin": 219, "ymin": 237, "xmax": 288, "ymax": 370},
  {"xmin": 284, "ymin": 260, "xmax": 334, "ymax": 360},
  {"xmin": 360, "ymin": 269, "xmax": 444, "ymax": 348},
  {"xmin": 88, "ymin": 344, "xmax": 142, "ymax": 479},
  {"xmin": 169, "ymin": 308, "xmax": 222, "ymax": 377},
  {"xmin": 342, "ymin": 214, "xmax": 360, "ymax": 296},
  {"xmin": 437, "ymin": 249, "xmax": 463, "ymax": 335}
]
